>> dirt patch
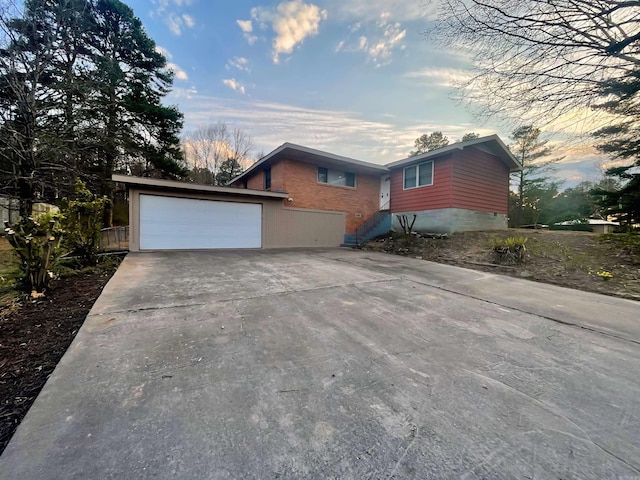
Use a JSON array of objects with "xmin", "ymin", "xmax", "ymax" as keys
[
  {"xmin": 0, "ymin": 261, "xmax": 120, "ymax": 454},
  {"xmin": 362, "ymin": 229, "xmax": 640, "ymax": 301}
]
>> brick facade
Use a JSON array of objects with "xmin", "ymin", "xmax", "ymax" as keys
[
  {"xmin": 247, "ymin": 160, "xmax": 285, "ymax": 192},
  {"xmin": 239, "ymin": 158, "xmax": 381, "ymax": 234}
]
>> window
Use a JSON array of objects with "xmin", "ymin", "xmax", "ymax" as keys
[
  {"xmin": 403, "ymin": 161, "xmax": 433, "ymax": 189},
  {"xmin": 317, "ymin": 167, "xmax": 356, "ymax": 187},
  {"xmin": 264, "ymin": 168, "xmax": 271, "ymax": 189}
]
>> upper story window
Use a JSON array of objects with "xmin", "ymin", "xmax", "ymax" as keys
[
  {"xmin": 264, "ymin": 168, "xmax": 271, "ymax": 189},
  {"xmin": 317, "ymin": 167, "xmax": 356, "ymax": 187},
  {"xmin": 403, "ymin": 161, "xmax": 433, "ymax": 189}
]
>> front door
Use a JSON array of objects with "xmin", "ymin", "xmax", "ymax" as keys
[{"xmin": 380, "ymin": 175, "xmax": 391, "ymax": 210}]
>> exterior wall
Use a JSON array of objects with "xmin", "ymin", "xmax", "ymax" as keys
[
  {"xmin": 389, "ymin": 155, "xmax": 454, "ymax": 212},
  {"xmin": 238, "ymin": 158, "xmax": 381, "ymax": 233},
  {"xmin": 392, "ymin": 208, "xmax": 507, "ymax": 234},
  {"xmin": 591, "ymin": 224, "xmax": 615, "ymax": 234},
  {"xmin": 128, "ymin": 188, "xmax": 345, "ymax": 251},
  {"xmin": 246, "ymin": 160, "xmax": 285, "ymax": 191},
  {"xmin": 451, "ymin": 148, "xmax": 509, "ymax": 214},
  {"xmin": 264, "ymin": 207, "xmax": 345, "ymax": 247},
  {"xmin": 280, "ymin": 159, "xmax": 380, "ymax": 233}
]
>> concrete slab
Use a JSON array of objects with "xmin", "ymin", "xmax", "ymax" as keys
[{"xmin": 2, "ymin": 249, "xmax": 640, "ymax": 479}]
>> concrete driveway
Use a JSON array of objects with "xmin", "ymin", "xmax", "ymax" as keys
[{"xmin": 2, "ymin": 249, "xmax": 640, "ymax": 479}]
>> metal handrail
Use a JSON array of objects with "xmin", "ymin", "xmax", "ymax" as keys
[{"xmin": 355, "ymin": 210, "xmax": 388, "ymax": 245}]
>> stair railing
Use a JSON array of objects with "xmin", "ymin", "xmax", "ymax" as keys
[{"xmin": 355, "ymin": 210, "xmax": 389, "ymax": 245}]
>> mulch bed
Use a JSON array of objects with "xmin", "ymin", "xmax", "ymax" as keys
[{"xmin": 0, "ymin": 266, "xmax": 119, "ymax": 454}]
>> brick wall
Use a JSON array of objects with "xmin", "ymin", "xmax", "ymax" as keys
[
  {"xmin": 283, "ymin": 159, "xmax": 380, "ymax": 233},
  {"xmin": 245, "ymin": 160, "xmax": 285, "ymax": 191},
  {"xmin": 237, "ymin": 158, "xmax": 381, "ymax": 233}
]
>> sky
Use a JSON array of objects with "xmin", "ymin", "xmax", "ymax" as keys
[{"xmin": 126, "ymin": 0, "xmax": 610, "ymax": 189}]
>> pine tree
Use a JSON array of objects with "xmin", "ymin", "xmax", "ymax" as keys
[
  {"xmin": 0, "ymin": 0, "xmax": 187, "ymax": 219},
  {"xmin": 509, "ymin": 126, "xmax": 562, "ymax": 227},
  {"xmin": 593, "ymin": 69, "xmax": 640, "ymax": 227}
]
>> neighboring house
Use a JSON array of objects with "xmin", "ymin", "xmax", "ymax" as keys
[
  {"xmin": 556, "ymin": 218, "xmax": 620, "ymax": 234},
  {"xmin": 0, "ymin": 196, "xmax": 19, "ymax": 226},
  {"xmin": 231, "ymin": 135, "xmax": 520, "ymax": 244}
]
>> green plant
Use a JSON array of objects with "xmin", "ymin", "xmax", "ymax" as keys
[
  {"xmin": 61, "ymin": 179, "xmax": 110, "ymax": 266},
  {"xmin": 492, "ymin": 236, "xmax": 528, "ymax": 264},
  {"xmin": 4, "ymin": 215, "xmax": 64, "ymax": 294}
]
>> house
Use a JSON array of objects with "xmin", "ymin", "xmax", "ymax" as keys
[
  {"xmin": 231, "ymin": 135, "xmax": 520, "ymax": 244},
  {"xmin": 385, "ymin": 135, "xmax": 520, "ymax": 234},
  {"xmin": 231, "ymin": 143, "xmax": 389, "ymax": 236},
  {"xmin": 556, "ymin": 218, "xmax": 620, "ymax": 234},
  {"xmin": 115, "ymin": 134, "xmax": 520, "ymax": 251}
]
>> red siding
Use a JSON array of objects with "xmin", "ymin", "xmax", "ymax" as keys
[
  {"xmin": 390, "ymin": 155, "xmax": 453, "ymax": 212},
  {"xmin": 451, "ymin": 148, "xmax": 509, "ymax": 214}
]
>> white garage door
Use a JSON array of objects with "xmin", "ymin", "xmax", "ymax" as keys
[{"xmin": 139, "ymin": 194, "xmax": 262, "ymax": 250}]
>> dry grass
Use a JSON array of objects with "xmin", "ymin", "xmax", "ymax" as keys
[{"xmin": 364, "ymin": 229, "xmax": 640, "ymax": 301}]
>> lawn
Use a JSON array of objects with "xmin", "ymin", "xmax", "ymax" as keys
[{"xmin": 363, "ymin": 229, "xmax": 640, "ymax": 301}]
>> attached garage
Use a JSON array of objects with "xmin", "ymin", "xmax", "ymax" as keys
[
  {"xmin": 139, "ymin": 195, "xmax": 262, "ymax": 250},
  {"xmin": 114, "ymin": 174, "xmax": 346, "ymax": 251}
]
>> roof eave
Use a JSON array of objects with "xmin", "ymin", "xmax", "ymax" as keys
[
  {"xmin": 229, "ymin": 142, "xmax": 388, "ymax": 185},
  {"xmin": 112, "ymin": 174, "xmax": 289, "ymax": 199}
]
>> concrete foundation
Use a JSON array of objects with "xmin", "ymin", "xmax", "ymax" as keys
[{"xmin": 392, "ymin": 208, "xmax": 507, "ymax": 234}]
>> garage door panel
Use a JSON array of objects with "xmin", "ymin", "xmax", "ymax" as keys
[{"xmin": 140, "ymin": 195, "xmax": 262, "ymax": 250}]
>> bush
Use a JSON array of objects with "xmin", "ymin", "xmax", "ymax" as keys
[
  {"xmin": 492, "ymin": 236, "xmax": 528, "ymax": 264},
  {"xmin": 61, "ymin": 179, "xmax": 110, "ymax": 266},
  {"xmin": 4, "ymin": 215, "xmax": 64, "ymax": 294}
]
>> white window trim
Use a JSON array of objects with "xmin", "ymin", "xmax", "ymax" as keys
[{"xmin": 403, "ymin": 161, "xmax": 434, "ymax": 190}]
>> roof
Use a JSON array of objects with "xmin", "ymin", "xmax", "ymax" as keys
[
  {"xmin": 112, "ymin": 174, "xmax": 289, "ymax": 199},
  {"xmin": 557, "ymin": 218, "xmax": 619, "ymax": 226},
  {"xmin": 229, "ymin": 142, "xmax": 389, "ymax": 185},
  {"xmin": 386, "ymin": 134, "xmax": 521, "ymax": 172}
]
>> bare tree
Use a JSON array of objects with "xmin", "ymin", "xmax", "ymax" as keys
[
  {"xmin": 229, "ymin": 127, "xmax": 254, "ymax": 170},
  {"xmin": 428, "ymin": 1, "xmax": 640, "ymax": 123},
  {"xmin": 182, "ymin": 122, "xmax": 254, "ymax": 185}
]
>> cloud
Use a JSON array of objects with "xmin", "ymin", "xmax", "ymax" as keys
[
  {"xmin": 151, "ymin": 0, "xmax": 196, "ymax": 35},
  {"xmin": 405, "ymin": 68, "xmax": 473, "ymax": 88},
  {"xmin": 328, "ymin": 0, "xmax": 437, "ymax": 22},
  {"xmin": 357, "ymin": 14, "xmax": 406, "ymax": 66},
  {"xmin": 237, "ymin": 19, "xmax": 258, "ymax": 45},
  {"xmin": 155, "ymin": 46, "xmax": 188, "ymax": 81},
  {"xmin": 168, "ymin": 63, "xmax": 188, "ymax": 80},
  {"xmin": 182, "ymin": 14, "xmax": 195, "ymax": 28},
  {"xmin": 226, "ymin": 57, "xmax": 250, "ymax": 72},
  {"xmin": 166, "ymin": 13, "xmax": 196, "ymax": 35},
  {"xmin": 222, "ymin": 78, "xmax": 246, "ymax": 95},
  {"xmin": 251, "ymin": 0, "xmax": 327, "ymax": 64},
  {"xmin": 164, "ymin": 94, "xmax": 487, "ymax": 162},
  {"xmin": 335, "ymin": 40, "xmax": 345, "ymax": 52},
  {"xmin": 165, "ymin": 91, "xmax": 610, "ymax": 186},
  {"xmin": 337, "ymin": 12, "xmax": 406, "ymax": 66}
]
